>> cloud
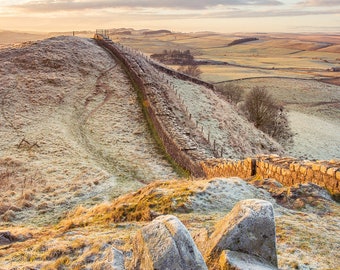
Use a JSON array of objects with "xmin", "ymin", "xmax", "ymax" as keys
[
  {"xmin": 298, "ymin": 0, "xmax": 340, "ymax": 6},
  {"xmin": 14, "ymin": 0, "xmax": 283, "ymax": 12},
  {"xmin": 206, "ymin": 9, "xmax": 340, "ymax": 18}
]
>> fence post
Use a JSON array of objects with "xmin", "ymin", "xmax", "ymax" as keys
[{"xmin": 251, "ymin": 159, "xmax": 257, "ymax": 176}]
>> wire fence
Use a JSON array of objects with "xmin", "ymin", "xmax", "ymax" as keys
[{"xmin": 96, "ymin": 32, "xmax": 227, "ymax": 159}]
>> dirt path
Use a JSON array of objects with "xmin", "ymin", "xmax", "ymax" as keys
[
  {"xmin": 84, "ymin": 64, "xmax": 117, "ymax": 122},
  {"xmin": 0, "ymin": 36, "xmax": 178, "ymax": 225}
]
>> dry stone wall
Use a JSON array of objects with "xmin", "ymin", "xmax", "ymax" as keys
[
  {"xmin": 201, "ymin": 158, "xmax": 255, "ymax": 179},
  {"xmin": 94, "ymin": 34, "xmax": 339, "ymax": 200},
  {"xmin": 94, "ymin": 34, "xmax": 214, "ymax": 177},
  {"xmin": 202, "ymin": 155, "xmax": 340, "ymax": 200},
  {"xmin": 150, "ymin": 62, "xmax": 215, "ymax": 90}
]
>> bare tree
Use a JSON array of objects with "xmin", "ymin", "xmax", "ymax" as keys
[
  {"xmin": 243, "ymin": 86, "xmax": 293, "ymax": 144},
  {"xmin": 177, "ymin": 64, "xmax": 202, "ymax": 78},
  {"xmin": 216, "ymin": 83, "xmax": 244, "ymax": 104}
]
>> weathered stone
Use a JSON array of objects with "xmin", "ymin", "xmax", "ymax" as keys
[
  {"xmin": 282, "ymin": 168, "xmax": 291, "ymax": 176},
  {"xmin": 292, "ymin": 198, "xmax": 305, "ymax": 210},
  {"xmin": 320, "ymin": 165, "xmax": 329, "ymax": 174},
  {"xmin": 299, "ymin": 166, "xmax": 307, "ymax": 175},
  {"xmin": 192, "ymin": 228, "xmax": 209, "ymax": 255},
  {"xmin": 131, "ymin": 215, "xmax": 208, "ymax": 270},
  {"xmin": 306, "ymin": 168, "xmax": 314, "ymax": 180},
  {"xmin": 312, "ymin": 163, "xmax": 321, "ymax": 171},
  {"xmin": 336, "ymin": 170, "xmax": 340, "ymax": 181},
  {"xmin": 219, "ymin": 250, "xmax": 278, "ymax": 270},
  {"xmin": 290, "ymin": 183, "xmax": 332, "ymax": 201},
  {"xmin": 327, "ymin": 167, "xmax": 336, "ymax": 177},
  {"xmin": 275, "ymin": 166, "xmax": 281, "ymax": 174},
  {"xmin": 0, "ymin": 231, "xmax": 17, "ymax": 246},
  {"xmin": 107, "ymin": 247, "xmax": 125, "ymax": 270},
  {"xmin": 205, "ymin": 199, "xmax": 277, "ymax": 268}
]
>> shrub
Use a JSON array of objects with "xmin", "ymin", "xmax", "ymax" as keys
[
  {"xmin": 151, "ymin": 49, "xmax": 194, "ymax": 65},
  {"xmin": 177, "ymin": 64, "xmax": 202, "ymax": 78},
  {"xmin": 242, "ymin": 86, "xmax": 293, "ymax": 144},
  {"xmin": 216, "ymin": 83, "xmax": 244, "ymax": 104}
]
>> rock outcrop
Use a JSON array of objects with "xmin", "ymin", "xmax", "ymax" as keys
[
  {"xmin": 127, "ymin": 199, "xmax": 278, "ymax": 269},
  {"xmin": 130, "ymin": 215, "xmax": 208, "ymax": 270},
  {"xmin": 107, "ymin": 247, "xmax": 125, "ymax": 270},
  {"xmin": 0, "ymin": 231, "xmax": 17, "ymax": 246},
  {"xmin": 205, "ymin": 199, "xmax": 277, "ymax": 268},
  {"xmin": 219, "ymin": 250, "xmax": 278, "ymax": 270}
]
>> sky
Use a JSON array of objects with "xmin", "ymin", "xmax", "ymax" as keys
[{"xmin": 0, "ymin": 0, "xmax": 339, "ymax": 33}]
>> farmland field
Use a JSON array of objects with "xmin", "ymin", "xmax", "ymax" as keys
[{"xmin": 111, "ymin": 30, "xmax": 340, "ymax": 160}]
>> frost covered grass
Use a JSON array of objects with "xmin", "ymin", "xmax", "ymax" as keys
[{"xmin": 0, "ymin": 36, "xmax": 177, "ymax": 225}]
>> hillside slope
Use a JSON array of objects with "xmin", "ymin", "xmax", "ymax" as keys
[
  {"xmin": 0, "ymin": 36, "xmax": 177, "ymax": 225},
  {"xmin": 0, "ymin": 177, "xmax": 338, "ymax": 269},
  {"xmin": 0, "ymin": 35, "xmax": 338, "ymax": 270}
]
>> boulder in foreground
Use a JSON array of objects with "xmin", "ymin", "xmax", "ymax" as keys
[
  {"xmin": 205, "ymin": 199, "xmax": 277, "ymax": 268},
  {"xmin": 219, "ymin": 250, "xmax": 278, "ymax": 270},
  {"xmin": 131, "ymin": 215, "xmax": 208, "ymax": 270}
]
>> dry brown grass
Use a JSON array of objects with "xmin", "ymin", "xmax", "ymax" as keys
[
  {"xmin": 1, "ymin": 176, "xmax": 339, "ymax": 269},
  {"xmin": 1, "ymin": 32, "xmax": 339, "ymax": 269},
  {"xmin": 276, "ymin": 212, "xmax": 339, "ymax": 269},
  {"xmin": 58, "ymin": 179, "xmax": 194, "ymax": 230}
]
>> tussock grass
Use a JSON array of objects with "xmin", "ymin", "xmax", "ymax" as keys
[{"xmin": 58, "ymin": 179, "xmax": 195, "ymax": 230}]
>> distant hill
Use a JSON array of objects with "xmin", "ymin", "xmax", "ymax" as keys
[
  {"xmin": 228, "ymin": 37, "xmax": 259, "ymax": 46},
  {"xmin": 144, "ymin": 29, "xmax": 172, "ymax": 35},
  {"xmin": 0, "ymin": 30, "xmax": 47, "ymax": 44}
]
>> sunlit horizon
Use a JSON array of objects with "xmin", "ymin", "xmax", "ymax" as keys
[{"xmin": 0, "ymin": 0, "xmax": 339, "ymax": 34}]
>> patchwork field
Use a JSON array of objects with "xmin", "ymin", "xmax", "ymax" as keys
[{"xmin": 110, "ymin": 29, "xmax": 340, "ymax": 160}]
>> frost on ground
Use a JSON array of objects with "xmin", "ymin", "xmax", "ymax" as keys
[
  {"xmin": 0, "ymin": 36, "xmax": 177, "ymax": 225},
  {"xmin": 188, "ymin": 177, "xmax": 277, "ymax": 213},
  {"xmin": 287, "ymin": 111, "xmax": 340, "ymax": 160},
  {"xmin": 167, "ymin": 75, "xmax": 283, "ymax": 159},
  {"xmin": 235, "ymin": 78, "xmax": 340, "ymax": 160},
  {"xmin": 0, "ymin": 34, "xmax": 338, "ymax": 270},
  {"xmin": 1, "ymin": 177, "xmax": 335, "ymax": 269}
]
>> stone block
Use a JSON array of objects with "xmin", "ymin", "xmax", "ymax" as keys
[
  {"xmin": 336, "ymin": 170, "xmax": 340, "ymax": 181},
  {"xmin": 320, "ymin": 165, "xmax": 329, "ymax": 174},
  {"xmin": 275, "ymin": 166, "xmax": 281, "ymax": 174},
  {"xmin": 327, "ymin": 167, "xmax": 336, "ymax": 177},
  {"xmin": 299, "ymin": 166, "xmax": 307, "ymax": 175},
  {"xmin": 312, "ymin": 163, "xmax": 321, "ymax": 171},
  {"xmin": 306, "ymin": 168, "xmax": 314, "ymax": 181},
  {"xmin": 205, "ymin": 199, "xmax": 277, "ymax": 267},
  {"xmin": 219, "ymin": 250, "xmax": 278, "ymax": 270}
]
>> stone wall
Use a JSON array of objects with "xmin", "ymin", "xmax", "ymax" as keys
[
  {"xmin": 94, "ymin": 34, "xmax": 213, "ymax": 177},
  {"xmin": 150, "ymin": 62, "xmax": 215, "ymax": 90},
  {"xmin": 201, "ymin": 158, "xmax": 255, "ymax": 179},
  {"xmin": 94, "ymin": 35, "xmax": 339, "ymax": 200},
  {"xmin": 201, "ymin": 155, "xmax": 340, "ymax": 200}
]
